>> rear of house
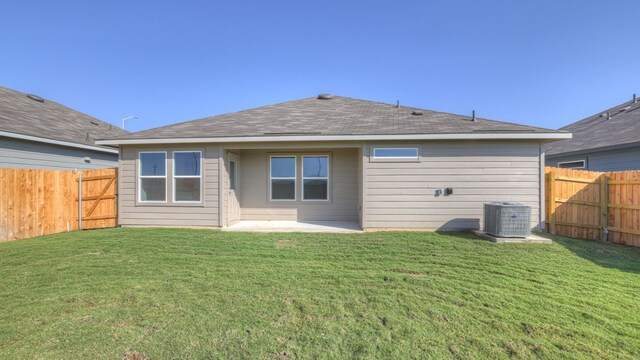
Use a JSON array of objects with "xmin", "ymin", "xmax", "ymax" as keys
[
  {"xmin": 0, "ymin": 86, "xmax": 125, "ymax": 169},
  {"xmin": 98, "ymin": 95, "xmax": 569, "ymax": 231}
]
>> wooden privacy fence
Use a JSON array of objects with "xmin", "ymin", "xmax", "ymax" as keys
[
  {"xmin": 0, "ymin": 168, "xmax": 117, "ymax": 242},
  {"xmin": 546, "ymin": 166, "xmax": 640, "ymax": 247}
]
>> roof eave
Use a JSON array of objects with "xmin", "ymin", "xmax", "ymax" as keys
[
  {"xmin": 96, "ymin": 132, "xmax": 572, "ymax": 146},
  {"xmin": 1, "ymin": 130, "xmax": 119, "ymax": 154}
]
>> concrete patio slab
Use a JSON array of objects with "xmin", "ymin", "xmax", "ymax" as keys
[
  {"xmin": 223, "ymin": 220, "xmax": 362, "ymax": 233},
  {"xmin": 473, "ymin": 230, "xmax": 552, "ymax": 244}
]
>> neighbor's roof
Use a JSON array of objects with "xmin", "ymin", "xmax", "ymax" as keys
[
  {"xmin": 0, "ymin": 86, "xmax": 127, "ymax": 152},
  {"xmin": 98, "ymin": 95, "xmax": 568, "ymax": 145},
  {"xmin": 546, "ymin": 97, "xmax": 640, "ymax": 157}
]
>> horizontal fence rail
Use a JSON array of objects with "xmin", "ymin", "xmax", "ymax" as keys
[
  {"xmin": 0, "ymin": 168, "xmax": 117, "ymax": 242},
  {"xmin": 546, "ymin": 167, "xmax": 640, "ymax": 247}
]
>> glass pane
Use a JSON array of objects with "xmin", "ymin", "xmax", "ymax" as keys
[
  {"xmin": 304, "ymin": 179, "xmax": 328, "ymax": 200},
  {"xmin": 271, "ymin": 179, "xmax": 295, "ymax": 200},
  {"xmin": 140, "ymin": 178, "xmax": 166, "ymax": 201},
  {"xmin": 374, "ymin": 148, "xmax": 418, "ymax": 158},
  {"xmin": 559, "ymin": 161, "xmax": 584, "ymax": 169},
  {"xmin": 174, "ymin": 152, "xmax": 201, "ymax": 176},
  {"xmin": 229, "ymin": 161, "xmax": 237, "ymax": 190},
  {"xmin": 303, "ymin": 156, "xmax": 328, "ymax": 177},
  {"xmin": 270, "ymin": 157, "xmax": 295, "ymax": 177},
  {"xmin": 175, "ymin": 178, "xmax": 201, "ymax": 202},
  {"xmin": 140, "ymin": 153, "xmax": 166, "ymax": 176}
]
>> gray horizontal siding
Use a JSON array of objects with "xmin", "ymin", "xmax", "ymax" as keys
[
  {"xmin": 364, "ymin": 140, "xmax": 542, "ymax": 230},
  {"xmin": 0, "ymin": 136, "xmax": 118, "ymax": 170},
  {"xmin": 547, "ymin": 146, "xmax": 640, "ymax": 172},
  {"xmin": 119, "ymin": 144, "xmax": 220, "ymax": 227}
]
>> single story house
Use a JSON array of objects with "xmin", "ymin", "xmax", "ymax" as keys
[
  {"xmin": 546, "ymin": 94, "xmax": 640, "ymax": 171},
  {"xmin": 97, "ymin": 94, "xmax": 570, "ymax": 231},
  {"xmin": 0, "ymin": 86, "xmax": 126, "ymax": 170}
]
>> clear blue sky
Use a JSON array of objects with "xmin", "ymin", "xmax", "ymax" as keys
[{"xmin": 1, "ymin": 0, "xmax": 639, "ymax": 132}]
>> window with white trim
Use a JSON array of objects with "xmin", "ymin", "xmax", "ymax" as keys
[
  {"xmin": 302, "ymin": 155, "xmax": 329, "ymax": 201},
  {"xmin": 139, "ymin": 152, "xmax": 167, "ymax": 202},
  {"xmin": 270, "ymin": 156, "xmax": 296, "ymax": 201},
  {"xmin": 173, "ymin": 151, "xmax": 202, "ymax": 202},
  {"xmin": 558, "ymin": 160, "xmax": 585, "ymax": 169},
  {"xmin": 373, "ymin": 147, "xmax": 419, "ymax": 159}
]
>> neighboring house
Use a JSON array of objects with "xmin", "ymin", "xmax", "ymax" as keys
[
  {"xmin": 546, "ymin": 95, "xmax": 640, "ymax": 171},
  {"xmin": 0, "ymin": 86, "xmax": 127, "ymax": 170},
  {"xmin": 97, "ymin": 94, "xmax": 570, "ymax": 231}
]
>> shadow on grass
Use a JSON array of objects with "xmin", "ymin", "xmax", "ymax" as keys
[{"xmin": 543, "ymin": 233, "xmax": 640, "ymax": 274}]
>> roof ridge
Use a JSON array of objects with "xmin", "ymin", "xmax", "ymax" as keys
[{"xmin": 127, "ymin": 96, "xmax": 319, "ymax": 136}]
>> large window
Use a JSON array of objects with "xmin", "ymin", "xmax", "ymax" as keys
[
  {"xmin": 270, "ymin": 156, "xmax": 296, "ymax": 201},
  {"xmin": 173, "ymin": 151, "xmax": 202, "ymax": 202},
  {"xmin": 373, "ymin": 147, "xmax": 419, "ymax": 159},
  {"xmin": 302, "ymin": 155, "xmax": 329, "ymax": 201},
  {"xmin": 139, "ymin": 152, "xmax": 167, "ymax": 202}
]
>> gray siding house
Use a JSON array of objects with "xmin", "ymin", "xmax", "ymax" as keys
[
  {"xmin": 546, "ymin": 95, "xmax": 640, "ymax": 171},
  {"xmin": 97, "ymin": 95, "xmax": 570, "ymax": 231},
  {"xmin": 0, "ymin": 86, "xmax": 127, "ymax": 169}
]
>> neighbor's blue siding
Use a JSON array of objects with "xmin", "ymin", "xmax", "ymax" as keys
[
  {"xmin": 547, "ymin": 146, "xmax": 640, "ymax": 172},
  {"xmin": 0, "ymin": 136, "xmax": 118, "ymax": 170}
]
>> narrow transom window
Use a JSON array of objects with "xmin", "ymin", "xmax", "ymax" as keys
[
  {"xmin": 270, "ymin": 156, "xmax": 296, "ymax": 201},
  {"xmin": 174, "ymin": 151, "xmax": 202, "ymax": 202},
  {"xmin": 302, "ymin": 155, "xmax": 329, "ymax": 201},
  {"xmin": 558, "ymin": 160, "xmax": 585, "ymax": 169},
  {"xmin": 373, "ymin": 148, "xmax": 419, "ymax": 159},
  {"xmin": 139, "ymin": 152, "xmax": 167, "ymax": 202}
]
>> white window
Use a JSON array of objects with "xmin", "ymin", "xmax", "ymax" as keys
[
  {"xmin": 558, "ymin": 160, "xmax": 586, "ymax": 169},
  {"xmin": 270, "ymin": 156, "xmax": 296, "ymax": 201},
  {"xmin": 373, "ymin": 148, "xmax": 419, "ymax": 159},
  {"xmin": 173, "ymin": 151, "xmax": 202, "ymax": 202},
  {"xmin": 138, "ymin": 151, "xmax": 167, "ymax": 202},
  {"xmin": 302, "ymin": 155, "xmax": 329, "ymax": 201}
]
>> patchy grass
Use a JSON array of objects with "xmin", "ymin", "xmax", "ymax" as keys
[{"xmin": 0, "ymin": 228, "xmax": 639, "ymax": 359}]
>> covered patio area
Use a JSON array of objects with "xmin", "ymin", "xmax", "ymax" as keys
[{"xmin": 221, "ymin": 144, "xmax": 363, "ymax": 229}]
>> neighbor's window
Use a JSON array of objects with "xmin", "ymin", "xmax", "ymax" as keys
[
  {"xmin": 270, "ymin": 156, "xmax": 296, "ymax": 201},
  {"xmin": 373, "ymin": 148, "xmax": 419, "ymax": 159},
  {"xmin": 303, "ymin": 155, "xmax": 329, "ymax": 201},
  {"xmin": 558, "ymin": 160, "xmax": 585, "ymax": 169},
  {"xmin": 174, "ymin": 151, "xmax": 202, "ymax": 202},
  {"xmin": 139, "ymin": 152, "xmax": 167, "ymax": 202}
]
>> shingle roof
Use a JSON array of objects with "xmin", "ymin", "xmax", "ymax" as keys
[
  {"xmin": 104, "ymin": 95, "xmax": 560, "ymax": 141},
  {"xmin": 0, "ymin": 86, "xmax": 127, "ymax": 148},
  {"xmin": 545, "ymin": 98, "xmax": 640, "ymax": 156}
]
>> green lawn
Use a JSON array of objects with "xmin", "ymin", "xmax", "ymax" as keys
[{"xmin": 0, "ymin": 229, "xmax": 639, "ymax": 359}]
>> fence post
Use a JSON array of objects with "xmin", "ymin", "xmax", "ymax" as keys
[
  {"xmin": 549, "ymin": 170, "xmax": 556, "ymax": 234},
  {"xmin": 600, "ymin": 174, "xmax": 609, "ymax": 242},
  {"xmin": 78, "ymin": 173, "xmax": 83, "ymax": 230}
]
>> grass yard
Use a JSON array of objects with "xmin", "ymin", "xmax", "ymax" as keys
[{"xmin": 0, "ymin": 229, "xmax": 639, "ymax": 359}]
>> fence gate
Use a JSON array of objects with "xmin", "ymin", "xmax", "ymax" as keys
[{"xmin": 77, "ymin": 168, "xmax": 117, "ymax": 230}]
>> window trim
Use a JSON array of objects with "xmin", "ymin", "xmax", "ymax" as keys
[
  {"xmin": 302, "ymin": 155, "xmax": 330, "ymax": 202},
  {"xmin": 138, "ymin": 151, "xmax": 168, "ymax": 204},
  {"xmin": 372, "ymin": 147, "xmax": 420, "ymax": 161},
  {"xmin": 558, "ymin": 159, "xmax": 586, "ymax": 169},
  {"xmin": 269, "ymin": 155, "xmax": 297, "ymax": 202},
  {"xmin": 172, "ymin": 150, "xmax": 203, "ymax": 203}
]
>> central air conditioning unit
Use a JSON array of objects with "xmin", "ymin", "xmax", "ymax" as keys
[{"xmin": 484, "ymin": 202, "xmax": 531, "ymax": 237}]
